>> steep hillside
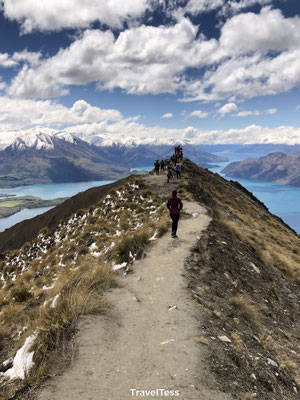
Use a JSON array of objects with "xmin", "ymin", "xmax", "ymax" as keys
[
  {"xmin": 0, "ymin": 159, "xmax": 299, "ymax": 400},
  {"xmin": 0, "ymin": 176, "xmax": 168, "ymax": 399},
  {"xmin": 222, "ymin": 152, "xmax": 300, "ymax": 187},
  {"xmin": 181, "ymin": 159, "xmax": 300, "ymax": 399},
  {"xmin": 0, "ymin": 177, "xmax": 131, "ymax": 253},
  {"xmin": 0, "ymin": 134, "xmax": 129, "ymax": 187}
]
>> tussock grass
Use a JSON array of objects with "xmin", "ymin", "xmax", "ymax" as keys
[
  {"xmin": 183, "ymin": 159, "xmax": 300, "ymax": 398},
  {"xmin": 242, "ymin": 394, "xmax": 255, "ymax": 400},
  {"xmin": 10, "ymin": 260, "xmax": 117, "ymax": 390},
  {"xmin": 156, "ymin": 214, "xmax": 170, "ymax": 237},
  {"xmin": 112, "ymin": 229, "xmax": 151, "ymax": 264},
  {"xmin": 185, "ymin": 159, "xmax": 300, "ymax": 284},
  {"xmin": 229, "ymin": 296, "xmax": 261, "ymax": 331},
  {"xmin": 195, "ymin": 336, "xmax": 209, "ymax": 345},
  {"xmin": 0, "ymin": 177, "xmax": 169, "ymax": 398}
]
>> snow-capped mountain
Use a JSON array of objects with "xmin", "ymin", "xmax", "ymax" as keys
[
  {"xmin": 0, "ymin": 131, "xmax": 129, "ymax": 188},
  {"xmin": 0, "ymin": 127, "xmax": 186, "ymax": 150}
]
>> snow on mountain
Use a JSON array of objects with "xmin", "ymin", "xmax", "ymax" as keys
[
  {"xmin": 68, "ymin": 132, "xmax": 186, "ymax": 148},
  {"xmin": 0, "ymin": 127, "xmax": 77, "ymax": 151},
  {"xmin": 10, "ymin": 133, "xmax": 55, "ymax": 151},
  {"xmin": 0, "ymin": 127, "xmax": 188, "ymax": 151}
]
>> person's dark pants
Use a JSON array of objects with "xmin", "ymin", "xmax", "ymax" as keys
[
  {"xmin": 176, "ymin": 172, "xmax": 181, "ymax": 179},
  {"xmin": 170, "ymin": 213, "xmax": 180, "ymax": 236}
]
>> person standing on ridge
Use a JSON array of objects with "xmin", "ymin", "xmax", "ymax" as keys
[
  {"xmin": 167, "ymin": 189, "xmax": 183, "ymax": 238},
  {"xmin": 154, "ymin": 160, "xmax": 160, "ymax": 175},
  {"xmin": 175, "ymin": 164, "xmax": 181, "ymax": 179}
]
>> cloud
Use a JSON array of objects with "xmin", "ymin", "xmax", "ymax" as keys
[
  {"xmin": 0, "ymin": 97, "xmax": 122, "ymax": 131},
  {"xmin": 6, "ymin": 6, "xmax": 300, "ymax": 104},
  {"xmin": 235, "ymin": 110, "xmax": 260, "ymax": 117},
  {"xmin": 1, "ymin": 0, "xmax": 149, "ymax": 32},
  {"xmin": 162, "ymin": 113, "xmax": 173, "ymax": 118},
  {"xmin": 64, "ymin": 122, "xmax": 300, "ymax": 146},
  {"xmin": 217, "ymin": 102, "xmax": 238, "ymax": 115},
  {"xmin": 181, "ymin": 8, "xmax": 300, "ymax": 101},
  {"xmin": 234, "ymin": 108, "xmax": 277, "ymax": 117},
  {"xmin": 182, "ymin": 0, "xmax": 224, "ymax": 15},
  {"xmin": 188, "ymin": 110, "xmax": 209, "ymax": 118},
  {"xmin": 0, "ymin": 50, "xmax": 42, "ymax": 69},
  {"xmin": 8, "ymin": 19, "xmax": 217, "ymax": 98},
  {"xmin": 266, "ymin": 108, "xmax": 277, "ymax": 115},
  {"xmin": 0, "ymin": 53, "xmax": 18, "ymax": 68},
  {"xmin": 12, "ymin": 49, "xmax": 42, "ymax": 67},
  {"xmin": 178, "ymin": 0, "xmax": 272, "ymax": 17}
]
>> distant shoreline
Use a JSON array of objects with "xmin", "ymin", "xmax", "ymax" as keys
[{"xmin": 0, "ymin": 195, "xmax": 67, "ymax": 218}]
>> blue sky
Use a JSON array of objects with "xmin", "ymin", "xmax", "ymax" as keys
[{"xmin": 0, "ymin": 0, "xmax": 300, "ymax": 145}]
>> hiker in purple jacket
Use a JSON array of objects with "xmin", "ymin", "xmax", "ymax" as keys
[{"xmin": 167, "ymin": 189, "xmax": 183, "ymax": 238}]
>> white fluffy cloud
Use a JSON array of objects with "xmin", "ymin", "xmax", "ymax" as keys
[
  {"xmin": 1, "ymin": 0, "xmax": 148, "ymax": 32},
  {"xmin": 0, "ymin": 50, "xmax": 41, "ymax": 69},
  {"xmin": 5, "ymin": 5, "xmax": 300, "ymax": 104},
  {"xmin": 181, "ymin": 8, "xmax": 300, "ymax": 101},
  {"xmin": 218, "ymin": 103, "xmax": 238, "ymax": 115},
  {"xmin": 178, "ymin": 0, "xmax": 272, "ymax": 17},
  {"xmin": 64, "ymin": 122, "xmax": 300, "ymax": 146},
  {"xmin": 188, "ymin": 110, "xmax": 209, "ymax": 118},
  {"xmin": 162, "ymin": 113, "xmax": 173, "ymax": 118},
  {"xmin": 0, "ymin": 97, "xmax": 122, "ymax": 131},
  {"xmin": 0, "ymin": 53, "xmax": 17, "ymax": 68},
  {"xmin": 8, "ymin": 18, "xmax": 218, "ymax": 98},
  {"xmin": 234, "ymin": 108, "xmax": 277, "ymax": 117}
]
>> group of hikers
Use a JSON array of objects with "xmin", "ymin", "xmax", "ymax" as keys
[
  {"xmin": 153, "ymin": 145, "xmax": 183, "ymax": 183},
  {"xmin": 153, "ymin": 145, "xmax": 184, "ymax": 238}
]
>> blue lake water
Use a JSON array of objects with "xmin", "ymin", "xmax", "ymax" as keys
[
  {"xmin": 0, "ymin": 154, "xmax": 299, "ymax": 235},
  {"xmin": 0, "ymin": 180, "xmax": 113, "ymax": 232},
  {"xmin": 0, "ymin": 207, "xmax": 55, "ymax": 232},
  {"xmin": 209, "ymin": 151, "xmax": 300, "ymax": 234},
  {"xmin": 0, "ymin": 180, "xmax": 113, "ymax": 200}
]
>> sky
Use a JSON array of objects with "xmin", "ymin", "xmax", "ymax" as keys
[{"xmin": 0, "ymin": 0, "xmax": 300, "ymax": 145}]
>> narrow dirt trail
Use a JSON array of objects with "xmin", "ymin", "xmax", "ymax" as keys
[{"xmin": 36, "ymin": 175, "xmax": 232, "ymax": 400}]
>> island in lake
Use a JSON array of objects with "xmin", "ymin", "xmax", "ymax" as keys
[{"xmin": 0, "ymin": 194, "xmax": 67, "ymax": 218}]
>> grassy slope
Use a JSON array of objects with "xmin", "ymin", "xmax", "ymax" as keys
[
  {"xmin": 0, "ymin": 177, "xmax": 169, "ymax": 399},
  {"xmin": 0, "ymin": 160, "xmax": 299, "ymax": 399},
  {"xmin": 181, "ymin": 159, "xmax": 300, "ymax": 400}
]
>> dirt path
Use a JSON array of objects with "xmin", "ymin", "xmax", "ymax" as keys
[{"xmin": 36, "ymin": 175, "xmax": 232, "ymax": 400}]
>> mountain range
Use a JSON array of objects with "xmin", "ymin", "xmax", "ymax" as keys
[
  {"xmin": 222, "ymin": 151, "xmax": 300, "ymax": 187},
  {"xmin": 0, "ymin": 129, "xmax": 226, "ymax": 187},
  {"xmin": 0, "ymin": 133, "xmax": 129, "ymax": 187}
]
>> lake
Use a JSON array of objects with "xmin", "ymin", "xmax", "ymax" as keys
[
  {"xmin": 208, "ymin": 150, "xmax": 300, "ymax": 234},
  {"xmin": 0, "ymin": 180, "xmax": 113, "ymax": 232},
  {"xmin": 0, "ymin": 156, "xmax": 299, "ymax": 235}
]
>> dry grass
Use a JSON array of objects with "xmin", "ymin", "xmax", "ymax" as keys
[
  {"xmin": 27, "ymin": 260, "xmax": 115, "ymax": 386},
  {"xmin": 0, "ymin": 177, "xmax": 169, "ymax": 398},
  {"xmin": 183, "ymin": 159, "xmax": 300, "ymax": 398},
  {"xmin": 185, "ymin": 159, "xmax": 300, "ymax": 284},
  {"xmin": 195, "ymin": 336, "xmax": 209, "ymax": 345},
  {"xmin": 242, "ymin": 394, "xmax": 255, "ymax": 400},
  {"xmin": 112, "ymin": 229, "xmax": 151, "ymax": 264},
  {"xmin": 229, "ymin": 295, "xmax": 261, "ymax": 331}
]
